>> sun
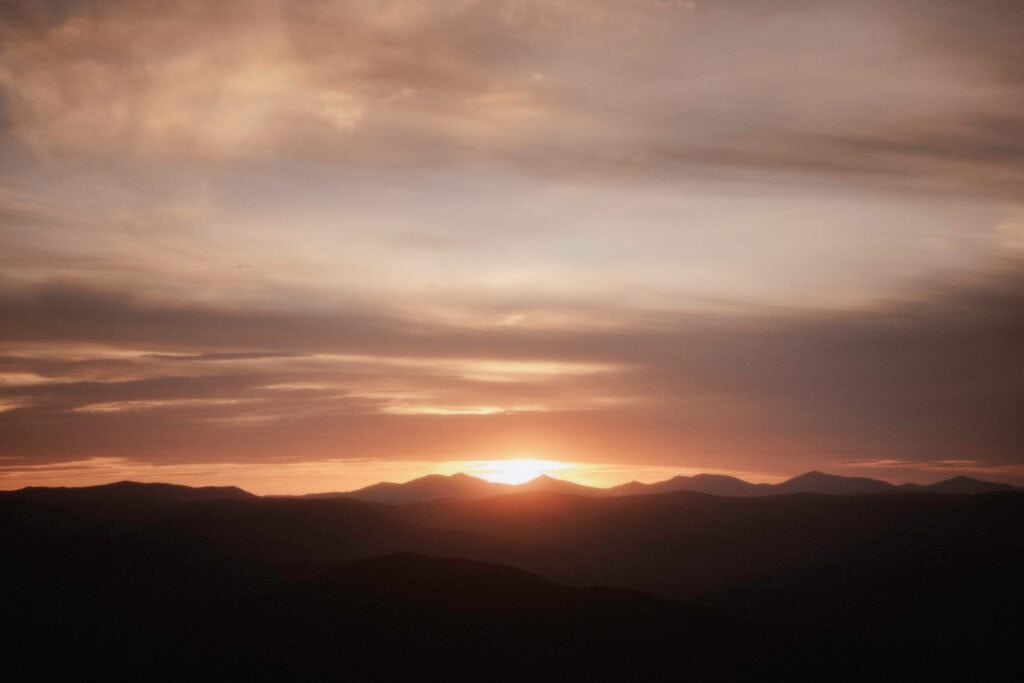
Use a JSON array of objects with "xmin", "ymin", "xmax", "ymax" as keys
[{"xmin": 465, "ymin": 459, "xmax": 574, "ymax": 485}]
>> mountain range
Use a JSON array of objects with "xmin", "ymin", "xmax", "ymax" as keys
[
  {"xmin": 295, "ymin": 470, "xmax": 1020, "ymax": 504},
  {"xmin": 2, "ymin": 476, "xmax": 1021, "ymax": 679},
  {"xmin": 5, "ymin": 480, "xmax": 256, "ymax": 503},
  {"xmin": 3, "ymin": 471, "xmax": 1016, "ymax": 507}
]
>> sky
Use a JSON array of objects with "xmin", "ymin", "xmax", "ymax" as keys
[{"xmin": 1, "ymin": 0, "xmax": 1023, "ymax": 493}]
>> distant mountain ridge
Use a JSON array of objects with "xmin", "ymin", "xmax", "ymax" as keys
[
  {"xmin": 2, "ymin": 480, "xmax": 255, "ymax": 502},
  {"xmin": 299, "ymin": 472, "xmax": 602, "ymax": 504},
  {"xmin": 306, "ymin": 470, "xmax": 1020, "ymax": 504},
  {"xmin": 898, "ymin": 475, "xmax": 1020, "ymax": 495},
  {"xmin": 302, "ymin": 472, "xmax": 513, "ymax": 503},
  {"xmin": 607, "ymin": 473, "xmax": 773, "ymax": 497},
  {"xmin": 3, "ymin": 471, "xmax": 1018, "ymax": 504},
  {"xmin": 772, "ymin": 470, "xmax": 896, "ymax": 495}
]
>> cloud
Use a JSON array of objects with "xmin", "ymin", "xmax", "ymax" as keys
[
  {"xmin": 0, "ymin": 259, "xmax": 1022, "ymax": 479},
  {"xmin": 71, "ymin": 398, "xmax": 256, "ymax": 414},
  {"xmin": 2, "ymin": 1, "xmax": 1023, "ymax": 486},
  {"xmin": 0, "ymin": 1, "xmax": 362, "ymax": 158},
  {"xmin": 1, "ymin": 0, "xmax": 1021, "ymax": 195}
]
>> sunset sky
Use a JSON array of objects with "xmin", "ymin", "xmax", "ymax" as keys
[{"xmin": 2, "ymin": 0, "xmax": 1023, "ymax": 493}]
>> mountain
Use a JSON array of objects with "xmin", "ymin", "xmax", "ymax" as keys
[
  {"xmin": 302, "ymin": 469, "xmax": 1021, "ymax": 504},
  {"xmin": 609, "ymin": 470, "xmax": 1021, "ymax": 498},
  {"xmin": 920, "ymin": 475, "xmax": 1020, "ymax": 495},
  {"xmin": 0, "ymin": 548, "xmax": 853, "ymax": 680},
  {"xmin": 514, "ymin": 473, "xmax": 603, "ymax": 496},
  {"xmin": 2, "ymin": 485, "xmax": 1021, "ymax": 679},
  {"xmin": 609, "ymin": 473, "xmax": 773, "ymax": 497},
  {"xmin": 318, "ymin": 472, "xmax": 605, "ymax": 504},
  {"xmin": 6, "ymin": 470, "xmax": 1017, "ymax": 507},
  {"xmin": 772, "ymin": 470, "xmax": 895, "ymax": 495},
  {"xmin": 186, "ymin": 553, "xmax": 850, "ymax": 680},
  {"xmin": 323, "ymin": 472, "xmax": 514, "ymax": 504},
  {"xmin": 1, "ymin": 480, "xmax": 255, "ymax": 502}
]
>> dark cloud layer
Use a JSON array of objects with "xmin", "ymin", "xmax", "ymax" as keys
[{"xmin": 2, "ymin": 261, "xmax": 1022, "ymax": 479}]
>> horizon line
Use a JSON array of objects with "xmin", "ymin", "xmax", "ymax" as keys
[{"xmin": 3, "ymin": 468, "xmax": 1017, "ymax": 497}]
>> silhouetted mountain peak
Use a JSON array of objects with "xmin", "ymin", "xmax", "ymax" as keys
[
  {"xmin": 336, "ymin": 472, "xmax": 510, "ymax": 504},
  {"xmin": 775, "ymin": 471, "xmax": 894, "ymax": 495},
  {"xmin": 609, "ymin": 472, "xmax": 771, "ymax": 497},
  {"xmin": 790, "ymin": 470, "xmax": 828, "ymax": 480},
  {"xmin": 690, "ymin": 473, "xmax": 753, "ymax": 485},
  {"xmin": 516, "ymin": 474, "xmax": 601, "ymax": 495},
  {"xmin": 926, "ymin": 476, "xmax": 1019, "ymax": 495},
  {"xmin": 6, "ymin": 480, "xmax": 255, "ymax": 502}
]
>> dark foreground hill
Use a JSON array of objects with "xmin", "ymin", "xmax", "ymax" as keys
[
  {"xmin": 186, "ymin": 554, "xmax": 862, "ymax": 680},
  {"xmin": 1, "ymin": 549, "xmax": 861, "ymax": 680},
  {"xmin": 2, "ymin": 484, "xmax": 1021, "ymax": 679}
]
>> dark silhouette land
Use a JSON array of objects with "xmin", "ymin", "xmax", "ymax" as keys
[
  {"xmin": 304, "ymin": 469, "xmax": 1019, "ymax": 503},
  {"xmin": 2, "ymin": 474, "xmax": 1021, "ymax": 679}
]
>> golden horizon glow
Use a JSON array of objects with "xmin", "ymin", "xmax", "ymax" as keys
[
  {"xmin": 2, "ymin": 455, "xmax": 1019, "ymax": 496},
  {"xmin": 461, "ymin": 459, "xmax": 575, "ymax": 485}
]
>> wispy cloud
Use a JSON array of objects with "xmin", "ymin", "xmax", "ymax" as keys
[
  {"xmin": 0, "ymin": 261, "xmax": 1021, "ymax": 481},
  {"xmin": 72, "ymin": 398, "xmax": 256, "ymax": 414},
  {"xmin": 2, "ymin": 1, "xmax": 1021, "ymax": 194},
  {"xmin": 2, "ymin": 1, "xmax": 1022, "ymax": 487}
]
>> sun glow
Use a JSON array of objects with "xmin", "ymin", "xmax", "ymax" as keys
[{"xmin": 463, "ymin": 459, "xmax": 574, "ymax": 485}]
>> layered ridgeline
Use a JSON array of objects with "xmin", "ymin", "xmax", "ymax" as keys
[
  {"xmin": 2, "ymin": 478, "xmax": 1021, "ymax": 678},
  {"xmin": 4, "ymin": 471, "xmax": 1016, "ymax": 506},
  {"xmin": 298, "ymin": 470, "xmax": 1020, "ymax": 504}
]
